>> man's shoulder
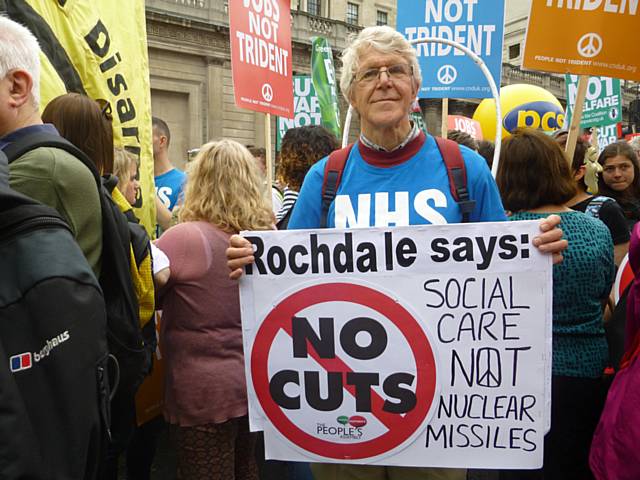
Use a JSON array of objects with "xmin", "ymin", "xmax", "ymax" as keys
[
  {"xmin": 10, "ymin": 145, "xmax": 95, "ymax": 181},
  {"xmin": 456, "ymin": 143, "xmax": 490, "ymax": 172},
  {"xmin": 156, "ymin": 167, "xmax": 186, "ymax": 182}
]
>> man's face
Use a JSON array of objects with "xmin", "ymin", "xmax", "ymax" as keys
[
  {"xmin": 152, "ymin": 125, "xmax": 162, "ymax": 159},
  {"xmin": 348, "ymin": 49, "xmax": 418, "ymax": 134},
  {"xmin": 255, "ymin": 155, "xmax": 266, "ymax": 175}
]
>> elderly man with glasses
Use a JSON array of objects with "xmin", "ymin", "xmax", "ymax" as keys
[{"xmin": 228, "ymin": 26, "xmax": 566, "ymax": 480}]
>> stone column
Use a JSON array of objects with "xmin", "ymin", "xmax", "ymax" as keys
[{"xmin": 206, "ymin": 56, "xmax": 225, "ymax": 141}]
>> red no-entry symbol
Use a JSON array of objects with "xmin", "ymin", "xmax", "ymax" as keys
[
  {"xmin": 615, "ymin": 254, "xmax": 633, "ymax": 304},
  {"xmin": 251, "ymin": 282, "xmax": 437, "ymax": 460}
]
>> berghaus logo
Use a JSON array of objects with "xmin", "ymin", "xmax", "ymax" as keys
[{"xmin": 9, "ymin": 330, "xmax": 70, "ymax": 373}]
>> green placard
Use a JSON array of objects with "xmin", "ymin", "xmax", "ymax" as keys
[
  {"xmin": 311, "ymin": 37, "xmax": 341, "ymax": 139},
  {"xmin": 565, "ymin": 75, "xmax": 622, "ymax": 128},
  {"xmin": 276, "ymin": 75, "xmax": 321, "ymax": 151}
]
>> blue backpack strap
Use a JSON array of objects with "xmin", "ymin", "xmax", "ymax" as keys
[
  {"xmin": 320, "ymin": 143, "xmax": 353, "ymax": 228},
  {"xmin": 584, "ymin": 195, "xmax": 613, "ymax": 219},
  {"xmin": 435, "ymin": 137, "xmax": 476, "ymax": 223}
]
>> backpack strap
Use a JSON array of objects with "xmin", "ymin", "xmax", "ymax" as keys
[
  {"xmin": 435, "ymin": 137, "xmax": 476, "ymax": 223},
  {"xmin": 0, "ymin": 149, "xmax": 8, "ymax": 187},
  {"xmin": 584, "ymin": 195, "xmax": 613, "ymax": 219},
  {"xmin": 320, "ymin": 144, "xmax": 354, "ymax": 228},
  {"xmin": 4, "ymin": 132, "xmax": 101, "ymax": 188}
]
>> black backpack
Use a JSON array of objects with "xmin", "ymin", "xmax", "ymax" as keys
[
  {"xmin": 0, "ymin": 157, "xmax": 109, "ymax": 479},
  {"xmin": 4, "ymin": 133, "xmax": 154, "ymax": 439}
]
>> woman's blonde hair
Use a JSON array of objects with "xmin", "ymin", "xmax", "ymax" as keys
[
  {"xmin": 179, "ymin": 139, "xmax": 273, "ymax": 232},
  {"xmin": 113, "ymin": 147, "xmax": 138, "ymax": 183}
]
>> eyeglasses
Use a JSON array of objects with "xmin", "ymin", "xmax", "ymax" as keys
[
  {"xmin": 95, "ymin": 98, "xmax": 113, "ymax": 121},
  {"xmin": 353, "ymin": 64, "xmax": 413, "ymax": 85}
]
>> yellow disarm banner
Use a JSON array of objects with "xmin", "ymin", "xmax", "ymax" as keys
[{"xmin": 13, "ymin": 0, "xmax": 156, "ymax": 235}]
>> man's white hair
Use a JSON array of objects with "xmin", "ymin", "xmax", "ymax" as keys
[
  {"xmin": 339, "ymin": 26, "xmax": 422, "ymax": 101},
  {"xmin": 0, "ymin": 15, "xmax": 41, "ymax": 107}
]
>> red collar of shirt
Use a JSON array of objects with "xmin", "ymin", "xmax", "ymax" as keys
[{"xmin": 357, "ymin": 131, "xmax": 426, "ymax": 168}]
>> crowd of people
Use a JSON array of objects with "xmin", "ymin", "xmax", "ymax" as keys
[{"xmin": 2, "ymin": 14, "xmax": 640, "ymax": 480}]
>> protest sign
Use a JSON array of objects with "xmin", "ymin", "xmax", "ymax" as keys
[
  {"xmin": 276, "ymin": 76, "xmax": 321, "ymax": 150},
  {"xmin": 3, "ymin": 0, "xmax": 156, "ymax": 235},
  {"xmin": 229, "ymin": 0, "xmax": 293, "ymax": 118},
  {"xmin": 614, "ymin": 255, "xmax": 633, "ymax": 304},
  {"xmin": 597, "ymin": 124, "xmax": 620, "ymax": 150},
  {"xmin": 311, "ymin": 38, "xmax": 341, "ymax": 139},
  {"xmin": 565, "ymin": 75, "xmax": 622, "ymax": 128},
  {"xmin": 523, "ymin": 0, "xmax": 640, "ymax": 82},
  {"xmin": 411, "ymin": 100, "xmax": 428, "ymax": 134},
  {"xmin": 448, "ymin": 115, "xmax": 484, "ymax": 140},
  {"xmin": 240, "ymin": 221, "xmax": 552, "ymax": 468},
  {"xmin": 135, "ymin": 311, "xmax": 164, "ymax": 425},
  {"xmin": 397, "ymin": 0, "xmax": 505, "ymax": 98}
]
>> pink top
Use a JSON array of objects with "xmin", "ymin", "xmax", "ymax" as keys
[{"xmin": 157, "ymin": 221, "xmax": 248, "ymax": 426}]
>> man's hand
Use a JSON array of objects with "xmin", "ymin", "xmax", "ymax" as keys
[
  {"xmin": 227, "ymin": 234, "xmax": 254, "ymax": 280},
  {"xmin": 533, "ymin": 214, "xmax": 567, "ymax": 265}
]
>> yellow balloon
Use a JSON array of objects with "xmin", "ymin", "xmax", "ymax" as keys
[{"xmin": 473, "ymin": 84, "xmax": 565, "ymax": 141}]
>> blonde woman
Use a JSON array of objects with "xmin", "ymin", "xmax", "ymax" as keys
[
  {"xmin": 112, "ymin": 147, "xmax": 140, "ymax": 207},
  {"xmin": 156, "ymin": 140, "xmax": 272, "ymax": 480}
]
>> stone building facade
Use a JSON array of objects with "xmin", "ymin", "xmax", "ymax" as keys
[
  {"xmin": 146, "ymin": 0, "xmax": 369, "ymax": 169},
  {"xmin": 146, "ymin": 0, "xmax": 638, "ymax": 168}
]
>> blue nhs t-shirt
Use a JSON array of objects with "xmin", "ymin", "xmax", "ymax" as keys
[
  {"xmin": 155, "ymin": 168, "xmax": 186, "ymax": 211},
  {"xmin": 288, "ymin": 133, "xmax": 506, "ymax": 229}
]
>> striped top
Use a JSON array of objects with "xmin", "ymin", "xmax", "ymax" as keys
[{"xmin": 276, "ymin": 187, "xmax": 299, "ymax": 222}]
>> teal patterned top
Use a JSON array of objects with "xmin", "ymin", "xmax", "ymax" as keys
[{"xmin": 510, "ymin": 211, "xmax": 615, "ymax": 378}]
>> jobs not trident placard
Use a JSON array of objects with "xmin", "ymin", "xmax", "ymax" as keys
[{"xmin": 239, "ymin": 221, "xmax": 552, "ymax": 468}]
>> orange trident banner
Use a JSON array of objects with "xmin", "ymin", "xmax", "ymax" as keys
[{"xmin": 523, "ymin": 0, "xmax": 640, "ymax": 82}]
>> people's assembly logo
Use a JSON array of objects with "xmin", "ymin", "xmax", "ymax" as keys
[
  {"xmin": 437, "ymin": 65, "xmax": 457, "ymax": 85},
  {"xmin": 316, "ymin": 415, "xmax": 368, "ymax": 440},
  {"xmin": 577, "ymin": 32, "xmax": 603, "ymax": 59},
  {"xmin": 251, "ymin": 282, "xmax": 438, "ymax": 460},
  {"xmin": 262, "ymin": 83, "xmax": 274, "ymax": 102}
]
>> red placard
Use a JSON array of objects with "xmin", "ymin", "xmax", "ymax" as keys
[
  {"xmin": 447, "ymin": 115, "xmax": 484, "ymax": 140},
  {"xmin": 229, "ymin": 0, "xmax": 294, "ymax": 118}
]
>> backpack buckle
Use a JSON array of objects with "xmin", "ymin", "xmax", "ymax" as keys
[{"xmin": 458, "ymin": 199, "xmax": 476, "ymax": 214}]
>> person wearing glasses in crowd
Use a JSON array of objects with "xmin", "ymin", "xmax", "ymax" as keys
[{"xmin": 227, "ymin": 25, "xmax": 567, "ymax": 480}]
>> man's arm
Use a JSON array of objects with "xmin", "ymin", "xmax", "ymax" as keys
[
  {"xmin": 463, "ymin": 149, "xmax": 567, "ymax": 263},
  {"xmin": 155, "ymin": 195, "xmax": 172, "ymax": 232}
]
